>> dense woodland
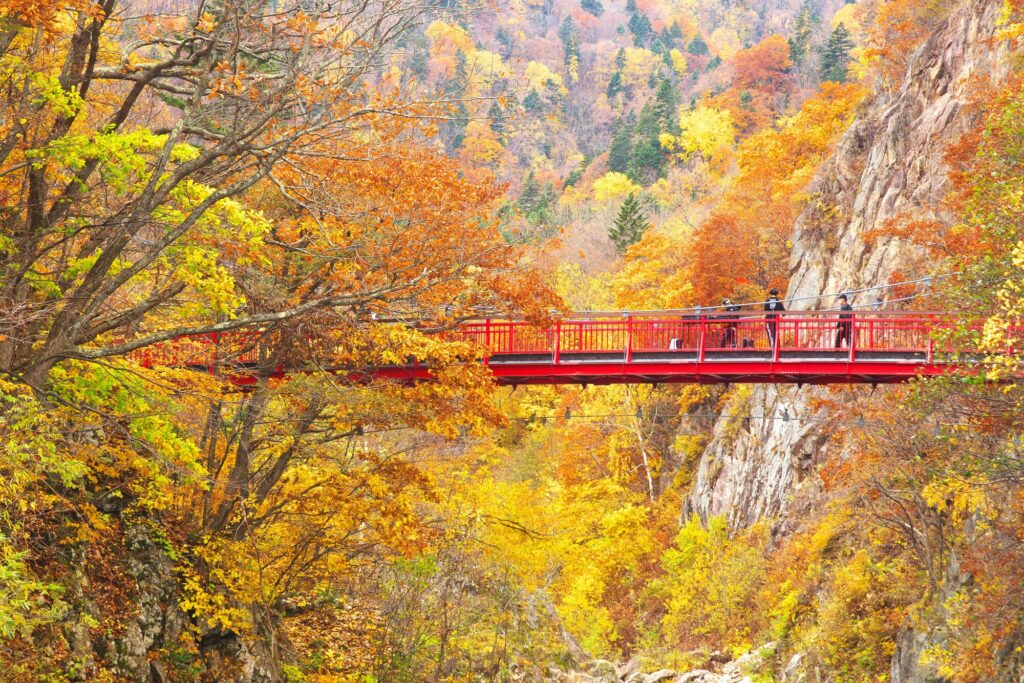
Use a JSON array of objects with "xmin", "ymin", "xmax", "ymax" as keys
[{"xmin": 1, "ymin": 0, "xmax": 1024, "ymax": 680}]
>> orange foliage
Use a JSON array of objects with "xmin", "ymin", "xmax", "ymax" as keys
[
  {"xmin": 732, "ymin": 35, "xmax": 795, "ymax": 93},
  {"xmin": 687, "ymin": 213, "xmax": 757, "ymax": 303},
  {"xmin": 689, "ymin": 82, "xmax": 865, "ymax": 303},
  {"xmin": 865, "ymin": 0, "xmax": 952, "ymax": 84}
]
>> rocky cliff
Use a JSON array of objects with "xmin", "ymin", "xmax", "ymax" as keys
[{"xmin": 686, "ymin": 0, "xmax": 1011, "ymax": 531}]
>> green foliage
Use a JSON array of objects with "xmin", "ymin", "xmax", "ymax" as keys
[
  {"xmin": 789, "ymin": 0, "xmax": 820, "ymax": 66},
  {"xmin": 687, "ymin": 34, "xmax": 709, "ymax": 56},
  {"xmin": 523, "ymin": 89, "xmax": 543, "ymax": 112},
  {"xmin": 0, "ymin": 540, "xmax": 67, "ymax": 640},
  {"xmin": 820, "ymin": 23, "xmax": 855, "ymax": 83},
  {"xmin": 628, "ymin": 11, "xmax": 654, "ymax": 48},
  {"xmin": 608, "ymin": 113, "xmax": 635, "ymax": 174},
  {"xmin": 559, "ymin": 16, "xmax": 581, "ymax": 68},
  {"xmin": 580, "ymin": 0, "xmax": 603, "ymax": 17},
  {"xmin": 518, "ymin": 171, "xmax": 557, "ymax": 227},
  {"xmin": 609, "ymin": 193, "xmax": 650, "ymax": 254}
]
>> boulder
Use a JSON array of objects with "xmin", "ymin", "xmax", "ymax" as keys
[
  {"xmin": 675, "ymin": 671, "xmax": 716, "ymax": 683},
  {"xmin": 616, "ymin": 658, "xmax": 642, "ymax": 680}
]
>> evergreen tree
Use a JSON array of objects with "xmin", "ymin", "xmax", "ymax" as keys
[
  {"xmin": 518, "ymin": 172, "xmax": 555, "ymax": 226},
  {"xmin": 523, "ymin": 89, "xmax": 543, "ymax": 112},
  {"xmin": 609, "ymin": 193, "xmax": 650, "ymax": 254},
  {"xmin": 607, "ymin": 49, "xmax": 626, "ymax": 98},
  {"xmin": 580, "ymin": 0, "xmax": 603, "ymax": 17},
  {"xmin": 659, "ymin": 27, "xmax": 676, "ymax": 50},
  {"xmin": 518, "ymin": 171, "xmax": 541, "ymax": 215},
  {"xmin": 614, "ymin": 47, "xmax": 626, "ymax": 71},
  {"xmin": 628, "ymin": 11, "xmax": 653, "ymax": 47},
  {"xmin": 629, "ymin": 100, "xmax": 666, "ymax": 183},
  {"xmin": 625, "ymin": 0, "xmax": 637, "ymax": 12},
  {"xmin": 559, "ymin": 15, "xmax": 581, "ymax": 71},
  {"xmin": 687, "ymin": 34, "xmax": 709, "ymax": 56},
  {"xmin": 788, "ymin": 0, "xmax": 819, "ymax": 66},
  {"xmin": 653, "ymin": 78, "xmax": 679, "ymax": 131},
  {"xmin": 820, "ymin": 23, "xmax": 854, "ymax": 83},
  {"xmin": 488, "ymin": 101, "xmax": 505, "ymax": 136},
  {"xmin": 495, "ymin": 27, "xmax": 513, "ymax": 58},
  {"xmin": 607, "ymin": 70, "xmax": 623, "ymax": 98},
  {"xmin": 608, "ymin": 114, "xmax": 635, "ymax": 174}
]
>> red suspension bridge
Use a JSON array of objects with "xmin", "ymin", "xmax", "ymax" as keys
[{"xmin": 135, "ymin": 311, "xmax": 1016, "ymax": 386}]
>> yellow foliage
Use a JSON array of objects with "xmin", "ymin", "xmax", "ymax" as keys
[
  {"xmin": 669, "ymin": 48, "xmax": 688, "ymax": 77},
  {"xmin": 621, "ymin": 47, "xmax": 662, "ymax": 90},
  {"xmin": 709, "ymin": 27, "xmax": 742, "ymax": 59},
  {"xmin": 593, "ymin": 171, "xmax": 641, "ymax": 203},
  {"xmin": 525, "ymin": 60, "xmax": 566, "ymax": 93},
  {"xmin": 611, "ymin": 232, "xmax": 694, "ymax": 310},
  {"xmin": 657, "ymin": 516, "xmax": 768, "ymax": 653},
  {"xmin": 662, "ymin": 106, "xmax": 736, "ymax": 166}
]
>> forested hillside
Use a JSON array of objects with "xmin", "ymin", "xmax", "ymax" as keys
[{"xmin": 1, "ymin": 0, "xmax": 1024, "ymax": 681}]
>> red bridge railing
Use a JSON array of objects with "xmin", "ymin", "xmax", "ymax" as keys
[
  {"xmin": 129, "ymin": 312, "xmax": 1020, "ymax": 386},
  {"xmin": 453, "ymin": 312, "xmax": 959, "ymax": 359}
]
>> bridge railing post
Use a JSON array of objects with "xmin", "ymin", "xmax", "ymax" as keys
[
  {"xmin": 698, "ymin": 315, "xmax": 707, "ymax": 362},
  {"xmin": 553, "ymin": 321, "xmax": 561, "ymax": 365},
  {"xmin": 927, "ymin": 315, "xmax": 935, "ymax": 365},
  {"xmin": 848, "ymin": 313, "xmax": 857, "ymax": 363},
  {"xmin": 484, "ymin": 319, "xmax": 492, "ymax": 350},
  {"xmin": 209, "ymin": 331, "xmax": 218, "ymax": 375},
  {"xmin": 625, "ymin": 315, "xmax": 633, "ymax": 363},
  {"xmin": 772, "ymin": 317, "xmax": 781, "ymax": 363}
]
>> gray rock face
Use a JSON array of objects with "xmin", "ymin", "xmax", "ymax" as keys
[
  {"xmin": 642, "ymin": 670, "xmax": 676, "ymax": 683},
  {"xmin": 686, "ymin": 0, "xmax": 1010, "ymax": 531},
  {"xmin": 118, "ymin": 523, "xmax": 187, "ymax": 678},
  {"xmin": 682, "ymin": 1, "xmax": 1009, "ymax": 681}
]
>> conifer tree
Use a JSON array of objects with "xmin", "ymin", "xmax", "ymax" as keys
[
  {"xmin": 820, "ymin": 23, "xmax": 854, "ymax": 83},
  {"xmin": 488, "ymin": 101, "xmax": 506, "ymax": 136},
  {"xmin": 653, "ymin": 78, "xmax": 679, "ymax": 131},
  {"xmin": 523, "ymin": 90, "xmax": 543, "ymax": 112},
  {"xmin": 607, "ymin": 48, "xmax": 626, "ymax": 98},
  {"xmin": 608, "ymin": 114, "xmax": 636, "ymax": 174},
  {"xmin": 630, "ymin": 101, "xmax": 666, "ymax": 183},
  {"xmin": 628, "ymin": 11, "xmax": 653, "ymax": 47},
  {"xmin": 788, "ymin": 0, "xmax": 819, "ymax": 66},
  {"xmin": 518, "ymin": 171, "xmax": 541, "ymax": 215},
  {"xmin": 687, "ymin": 34, "xmax": 709, "ymax": 56},
  {"xmin": 609, "ymin": 192, "xmax": 650, "ymax": 254},
  {"xmin": 607, "ymin": 71, "xmax": 624, "ymax": 98},
  {"xmin": 581, "ymin": 0, "xmax": 603, "ymax": 17},
  {"xmin": 559, "ymin": 15, "xmax": 581, "ymax": 67}
]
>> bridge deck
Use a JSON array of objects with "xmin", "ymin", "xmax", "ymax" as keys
[{"xmin": 135, "ymin": 312, "xmax": 1013, "ymax": 386}]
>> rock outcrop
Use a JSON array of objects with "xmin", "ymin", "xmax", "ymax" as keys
[
  {"xmin": 684, "ymin": 0, "xmax": 1012, "ymax": 678},
  {"xmin": 554, "ymin": 646, "xmax": 775, "ymax": 683},
  {"xmin": 686, "ymin": 0, "xmax": 1011, "ymax": 530}
]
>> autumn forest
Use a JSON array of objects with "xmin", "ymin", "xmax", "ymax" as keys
[{"xmin": 2, "ymin": 0, "xmax": 1024, "ymax": 680}]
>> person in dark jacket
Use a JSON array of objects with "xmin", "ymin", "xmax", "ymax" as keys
[
  {"xmin": 764, "ymin": 288, "xmax": 785, "ymax": 349},
  {"xmin": 719, "ymin": 298, "xmax": 740, "ymax": 348},
  {"xmin": 835, "ymin": 293, "xmax": 854, "ymax": 348}
]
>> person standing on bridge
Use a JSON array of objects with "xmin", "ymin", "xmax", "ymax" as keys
[
  {"xmin": 764, "ymin": 288, "xmax": 785, "ymax": 350},
  {"xmin": 835, "ymin": 293, "xmax": 854, "ymax": 348},
  {"xmin": 720, "ymin": 298, "xmax": 741, "ymax": 348}
]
